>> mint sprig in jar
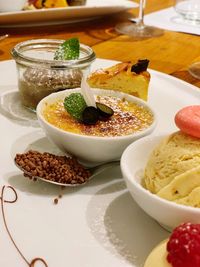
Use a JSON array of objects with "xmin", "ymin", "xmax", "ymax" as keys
[{"xmin": 11, "ymin": 38, "xmax": 96, "ymax": 111}]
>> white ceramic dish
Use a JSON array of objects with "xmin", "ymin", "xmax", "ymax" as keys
[
  {"xmin": 37, "ymin": 88, "xmax": 157, "ymax": 163},
  {"xmin": 121, "ymin": 134, "xmax": 200, "ymax": 231},
  {"xmin": 0, "ymin": 58, "xmax": 200, "ymax": 266},
  {"xmin": 0, "ymin": 0, "xmax": 137, "ymax": 27},
  {"xmin": 0, "ymin": 0, "xmax": 26, "ymax": 12}
]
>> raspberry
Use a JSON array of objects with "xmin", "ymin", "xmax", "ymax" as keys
[{"xmin": 167, "ymin": 223, "xmax": 200, "ymax": 267}]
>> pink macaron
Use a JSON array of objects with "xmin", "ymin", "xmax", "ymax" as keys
[{"xmin": 175, "ymin": 105, "xmax": 200, "ymax": 138}]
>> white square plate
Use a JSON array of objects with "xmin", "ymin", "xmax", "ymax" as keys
[
  {"xmin": 0, "ymin": 58, "xmax": 199, "ymax": 266},
  {"xmin": 0, "ymin": 0, "xmax": 138, "ymax": 27}
]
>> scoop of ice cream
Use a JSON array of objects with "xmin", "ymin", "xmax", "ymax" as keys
[
  {"xmin": 176, "ymin": 184, "xmax": 200, "ymax": 207},
  {"xmin": 157, "ymin": 166, "xmax": 200, "ymax": 202},
  {"xmin": 144, "ymin": 131, "xmax": 200, "ymax": 194}
]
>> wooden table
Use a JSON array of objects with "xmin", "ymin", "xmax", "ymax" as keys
[
  {"xmin": 0, "ymin": 3, "xmax": 199, "ymax": 266},
  {"xmin": 0, "ymin": 0, "xmax": 200, "ymax": 88}
]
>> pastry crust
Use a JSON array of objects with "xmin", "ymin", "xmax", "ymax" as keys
[{"xmin": 87, "ymin": 61, "xmax": 150, "ymax": 101}]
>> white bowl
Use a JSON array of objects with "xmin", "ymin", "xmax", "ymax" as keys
[
  {"xmin": 0, "ymin": 0, "xmax": 26, "ymax": 12},
  {"xmin": 36, "ymin": 88, "xmax": 156, "ymax": 164},
  {"xmin": 121, "ymin": 134, "xmax": 200, "ymax": 231}
]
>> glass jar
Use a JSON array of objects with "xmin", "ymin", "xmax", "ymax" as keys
[
  {"xmin": 174, "ymin": 0, "xmax": 200, "ymax": 22},
  {"xmin": 11, "ymin": 39, "xmax": 96, "ymax": 111}
]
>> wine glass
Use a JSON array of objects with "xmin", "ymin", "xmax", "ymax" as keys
[
  {"xmin": 174, "ymin": 0, "xmax": 200, "ymax": 24},
  {"xmin": 115, "ymin": 0, "xmax": 163, "ymax": 38},
  {"xmin": 176, "ymin": 0, "xmax": 200, "ymax": 79},
  {"xmin": 0, "ymin": 34, "xmax": 9, "ymax": 41}
]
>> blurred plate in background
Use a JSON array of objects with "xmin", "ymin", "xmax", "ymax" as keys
[{"xmin": 0, "ymin": 0, "xmax": 138, "ymax": 27}]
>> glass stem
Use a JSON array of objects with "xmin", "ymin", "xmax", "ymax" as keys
[{"xmin": 138, "ymin": 0, "xmax": 146, "ymax": 26}]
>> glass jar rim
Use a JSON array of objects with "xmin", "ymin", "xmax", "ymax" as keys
[{"xmin": 11, "ymin": 39, "xmax": 96, "ymax": 68}]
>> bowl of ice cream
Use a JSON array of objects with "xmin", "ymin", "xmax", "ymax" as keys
[
  {"xmin": 36, "ymin": 87, "xmax": 156, "ymax": 164},
  {"xmin": 121, "ymin": 131, "xmax": 200, "ymax": 230}
]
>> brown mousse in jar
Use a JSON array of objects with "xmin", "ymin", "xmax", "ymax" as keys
[
  {"xmin": 19, "ymin": 67, "xmax": 82, "ymax": 110},
  {"xmin": 43, "ymin": 95, "xmax": 154, "ymax": 137}
]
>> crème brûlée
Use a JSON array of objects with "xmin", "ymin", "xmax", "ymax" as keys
[
  {"xmin": 87, "ymin": 61, "xmax": 150, "ymax": 101},
  {"xmin": 43, "ymin": 95, "xmax": 154, "ymax": 137}
]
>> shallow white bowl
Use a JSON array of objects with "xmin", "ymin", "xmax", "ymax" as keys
[
  {"xmin": 36, "ymin": 88, "xmax": 156, "ymax": 164},
  {"xmin": 121, "ymin": 134, "xmax": 200, "ymax": 231},
  {"xmin": 0, "ymin": 0, "xmax": 26, "ymax": 12}
]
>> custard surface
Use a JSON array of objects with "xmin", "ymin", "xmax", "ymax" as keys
[{"xmin": 43, "ymin": 95, "xmax": 154, "ymax": 137}]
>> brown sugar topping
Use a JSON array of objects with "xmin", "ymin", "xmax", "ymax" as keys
[{"xmin": 43, "ymin": 95, "xmax": 154, "ymax": 137}]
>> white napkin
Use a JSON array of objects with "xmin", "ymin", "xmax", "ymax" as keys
[{"xmin": 144, "ymin": 7, "xmax": 200, "ymax": 35}]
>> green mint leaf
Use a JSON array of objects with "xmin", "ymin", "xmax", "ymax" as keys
[
  {"xmin": 54, "ymin": 38, "xmax": 80, "ymax": 60},
  {"xmin": 64, "ymin": 93, "xmax": 87, "ymax": 121}
]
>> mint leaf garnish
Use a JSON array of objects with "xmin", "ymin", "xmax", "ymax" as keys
[
  {"xmin": 54, "ymin": 38, "xmax": 80, "ymax": 60},
  {"xmin": 64, "ymin": 93, "xmax": 87, "ymax": 121}
]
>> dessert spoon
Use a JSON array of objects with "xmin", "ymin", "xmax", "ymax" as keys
[{"xmin": 15, "ymin": 160, "xmax": 119, "ymax": 187}]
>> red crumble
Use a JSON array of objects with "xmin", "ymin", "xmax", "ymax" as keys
[{"xmin": 167, "ymin": 222, "xmax": 200, "ymax": 267}]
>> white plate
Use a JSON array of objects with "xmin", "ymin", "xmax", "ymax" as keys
[
  {"xmin": 0, "ymin": 0, "xmax": 137, "ymax": 27},
  {"xmin": 0, "ymin": 58, "xmax": 200, "ymax": 266}
]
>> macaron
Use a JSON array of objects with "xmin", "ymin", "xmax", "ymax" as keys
[{"xmin": 175, "ymin": 105, "xmax": 200, "ymax": 138}]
